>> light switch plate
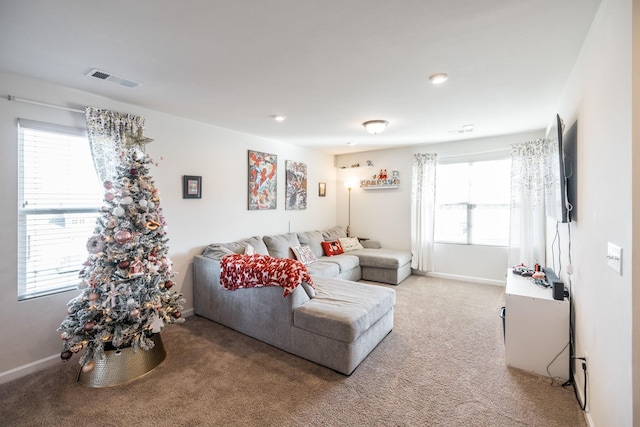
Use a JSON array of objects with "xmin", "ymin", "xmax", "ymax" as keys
[{"xmin": 607, "ymin": 242, "xmax": 622, "ymax": 275}]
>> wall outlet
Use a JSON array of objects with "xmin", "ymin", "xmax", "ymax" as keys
[{"xmin": 584, "ymin": 351, "xmax": 588, "ymax": 369}]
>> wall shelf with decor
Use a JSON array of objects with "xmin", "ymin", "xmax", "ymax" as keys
[{"xmin": 360, "ymin": 179, "xmax": 400, "ymax": 189}]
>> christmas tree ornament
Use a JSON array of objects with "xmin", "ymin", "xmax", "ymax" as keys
[
  {"xmin": 138, "ymin": 199, "xmax": 148, "ymax": 208},
  {"xmin": 86, "ymin": 235, "xmax": 105, "ymax": 254},
  {"xmin": 104, "ymin": 181, "xmax": 113, "ymax": 190},
  {"xmin": 105, "ymin": 192, "xmax": 115, "ymax": 202},
  {"xmin": 88, "ymin": 292, "xmax": 99, "ymax": 302},
  {"xmin": 113, "ymin": 206, "xmax": 125, "ymax": 217},
  {"xmin": 61, "ymin": 351, "xmax": 73, "ymax": 361},
  {"xmin": 118, "ymin": 260, "xmax": 130, "ymax": 270},
  {"xmin": 82, "ymin": 361, "xmax": 95, "ymax": 373},
  {"xmin": 84, "ymin": 322, "xmax": 95, "ymax": 331},
  {"xmin": 121, "ymin": 196, "xmax": 134, "ymax": 205},
  {"xmin": 114, "ymin": 230, "xmax": 133, "ymax": 245}
]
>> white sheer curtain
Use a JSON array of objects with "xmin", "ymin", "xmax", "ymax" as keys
[
  {"xmin": 411, "ymin": 153, "xmax": 437, "ymax": 272},
  {"xmin": 508, "ymin": 139, "xmax": 555, "ymax": 267},
  {"xmin": 85, "ymin": 106, "xmax": 146, "ymax": 183}
]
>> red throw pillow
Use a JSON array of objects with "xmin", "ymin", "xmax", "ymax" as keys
[{"xmin": 321, "ymin": 240, "xmax": 344, "ymax": 257}]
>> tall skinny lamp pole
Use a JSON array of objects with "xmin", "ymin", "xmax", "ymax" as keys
[{"xmin": 345, "ymin": 183, "xmax": 353, "ymax": 237}]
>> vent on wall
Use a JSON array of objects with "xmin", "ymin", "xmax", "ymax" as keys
[{"xmin": 86, "ymin": 69, "xmax": 140, "ymax": 88}]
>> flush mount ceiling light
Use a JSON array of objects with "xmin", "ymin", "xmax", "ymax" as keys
[
  {"xmin": 273, "ymin": 115, "xmax": 286, "ymax": 121},
  {"xmin": 429, "ymin": 73, "xmax": 448, "ymax": 84},
  {"xmin": 362, "ymin": 120, "xmax": 388, "ymax": 135}
]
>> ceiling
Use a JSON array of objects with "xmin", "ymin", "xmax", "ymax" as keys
[{"xmin": 0, "ymin": 0, "xmax": 600, "ymax": 155}]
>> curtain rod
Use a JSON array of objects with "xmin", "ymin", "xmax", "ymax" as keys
[
  {"xmin": 7, "ymin": 95, "xmax": 84, "ymax": 114},
  {"xmin": 437, "ymin": 147, "xmax": 510, "ymax": 160}
]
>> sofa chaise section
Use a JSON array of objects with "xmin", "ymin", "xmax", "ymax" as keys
[{"xmin": 193, "ymin": 251, "xmax": 396, "ymax": 375}]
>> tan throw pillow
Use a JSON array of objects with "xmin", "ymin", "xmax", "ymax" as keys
[
  {"xmin": 291, "ymin": 246, "xmax": 318, "ymax": 265},
  {"xmin": 338, "ymin": 237, "xmax": 364, "ymax": 252}
]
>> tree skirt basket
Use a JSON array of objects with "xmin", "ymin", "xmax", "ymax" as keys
[{"xmin": 77, "ymin": 334, "xmax": 166, "ymax": 387}]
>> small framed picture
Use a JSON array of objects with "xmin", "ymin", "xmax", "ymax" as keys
[
  {"xmin": 183, "ymin": 175, "xmax": 202, "ymax": 199},
  {"xmin": 318, "ymin": 182, "xmax": 326, "ymax": 197}
]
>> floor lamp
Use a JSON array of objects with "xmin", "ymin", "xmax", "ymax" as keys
[{"xmin": 345, "ymin": 182, "xmax": 353, "ymax": 237}]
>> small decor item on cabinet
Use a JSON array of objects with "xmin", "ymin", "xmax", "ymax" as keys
[{"xmin": 183, "ymin": 175, "xmax": 202, "ymax": 199}]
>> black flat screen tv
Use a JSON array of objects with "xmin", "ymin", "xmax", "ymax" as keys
[{"xmin": 546, "ymin": 114, "xmax": 576, "ymax": 223}]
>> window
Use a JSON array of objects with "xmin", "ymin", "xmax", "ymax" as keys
[
  {"xmin": 434, "ymin": 158, "xmax": 511, "ymax": 246},
  {"xmin": 18, "ymin": 119, "xmax": 102, "ymax": 300}
]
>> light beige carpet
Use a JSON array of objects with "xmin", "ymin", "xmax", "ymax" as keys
[{"xmin": 0, "ymin": 275, "xmax": 586, "ymax": 426}]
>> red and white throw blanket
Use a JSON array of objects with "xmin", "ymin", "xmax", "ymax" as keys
[{"xmin": 220, "ymin": 254, "xmax": 314, "ymax": 297}]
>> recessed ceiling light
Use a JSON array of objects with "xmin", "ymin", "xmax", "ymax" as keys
[
  {"xmin": 448, "ymin": 124, "xmax": 475, "ymax": 134},
  {"xmin": 429, "ymin": 73, "xmax": 448, "ymax": 84},
  {"xmin": 346, "ymin": 142, "xmax": 357, "ymax": 146},
  {"xmin": 273, "ymin": 115, "xmax": 286, "ymax": 121}
]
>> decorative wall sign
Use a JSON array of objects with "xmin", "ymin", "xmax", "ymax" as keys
[
  {"xmin": 319, "ymin": 182, "xmax": 326, "ymax": 197},
  {"xmin": 285, "ymin": 160, "xmax": 307, "ymax": 210},
  {"xmin": 248, "ymin": 150, "xmax": 277, "ymax": 210},
  {"xmin": 183, "ymin": 175, "xmax": 202, "ymax": 199}
]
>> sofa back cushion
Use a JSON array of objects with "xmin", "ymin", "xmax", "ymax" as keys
[
  {"xmin": 202, "ymin": 236, "xmax": 269, "ymax": 260},
  {"xmin": 263, "ymin": 232, "xmax": 301, "ymax": 259},
  {"xmin": 297, "ymin": 230, "xmax": 325, "ymax": 258},
  {"xmin": 322, "ymin": 226, "xmax": 347, "ymax": 241}
]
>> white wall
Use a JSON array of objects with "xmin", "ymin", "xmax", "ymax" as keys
[
  {"xmin": 335, "ymin": 130, "xmax": 543, "ymax": 284},
  {"xmin": 0, "ymin": 71, "xmax": 336, "ymax": 382},
  {"xmin": 550, "ymin": 0, "xmax": 633, "ymax": 425}
]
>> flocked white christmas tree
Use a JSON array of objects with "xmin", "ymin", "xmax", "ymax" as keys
[{"xmin": 58, "ymin": 140, "xmax": 184, "ymax": 373}]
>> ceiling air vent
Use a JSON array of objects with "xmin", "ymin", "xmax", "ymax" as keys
[{"xmin": 86, "ymin": 69, "xmax": 140, "ymax": 88}]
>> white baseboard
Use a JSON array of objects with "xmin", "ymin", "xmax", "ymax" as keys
[
  {"xmin": 0, "ymin": 354, "xmax": 60, "ymax": 385},
  {"xmin": 420, "ymin": 271, "xmax": 505, "ymax": 286},
  {"xmin": 0, "ymin": 308, "xmax": 196, "ymax": 385}
]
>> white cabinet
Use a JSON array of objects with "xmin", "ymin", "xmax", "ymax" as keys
[{"xmin": 504, "ymin": 271, "xmax": 570, "ymax": 379}]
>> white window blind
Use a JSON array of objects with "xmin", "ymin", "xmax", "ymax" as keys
[
  {"xmin": 18, "ymin": 119, "xmax": 102, "ymax": 300},
  {"xmin": 434, "ymin": 159, "xmax": 511, "ymax": 246}
]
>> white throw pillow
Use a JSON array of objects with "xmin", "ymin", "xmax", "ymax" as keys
[
  {"xmin": 291, "ymin": 245, "xmax": 318, "ymax": 265},
  {"xmin": 338, "ymin": 237, "xmax": 364, "ymax": 252},
  {"xmin": 244, "ymin": 244, "xmax": 255, "ymax": 255}
]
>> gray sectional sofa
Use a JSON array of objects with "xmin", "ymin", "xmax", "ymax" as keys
[{"xmin": 193, "ymin": 226, "xmax": 412, "ymax": 374}]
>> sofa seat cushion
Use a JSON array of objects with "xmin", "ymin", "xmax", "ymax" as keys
[
  {"xmin": 317, "ymin": 254, "xmax": 360, "ymax": 273},
  {"xmin": 305, "ymin": 261, "xmax": 340, "ymax": 277},
  {"xmin": 293, "ymin": 277, "xmax": 395, "ymax": 343},
  {"xmin": 350, "ymin": 248, "xmax": 412, "ymax": 269}
]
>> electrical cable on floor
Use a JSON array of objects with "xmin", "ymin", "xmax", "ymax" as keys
[
  {"xmin": 546, "ymin": 340, "xmax": 570, "ymax": 387},
  {"xmin": 563, "ymin": 221, "xmax": 586, "ymax": 411}
]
